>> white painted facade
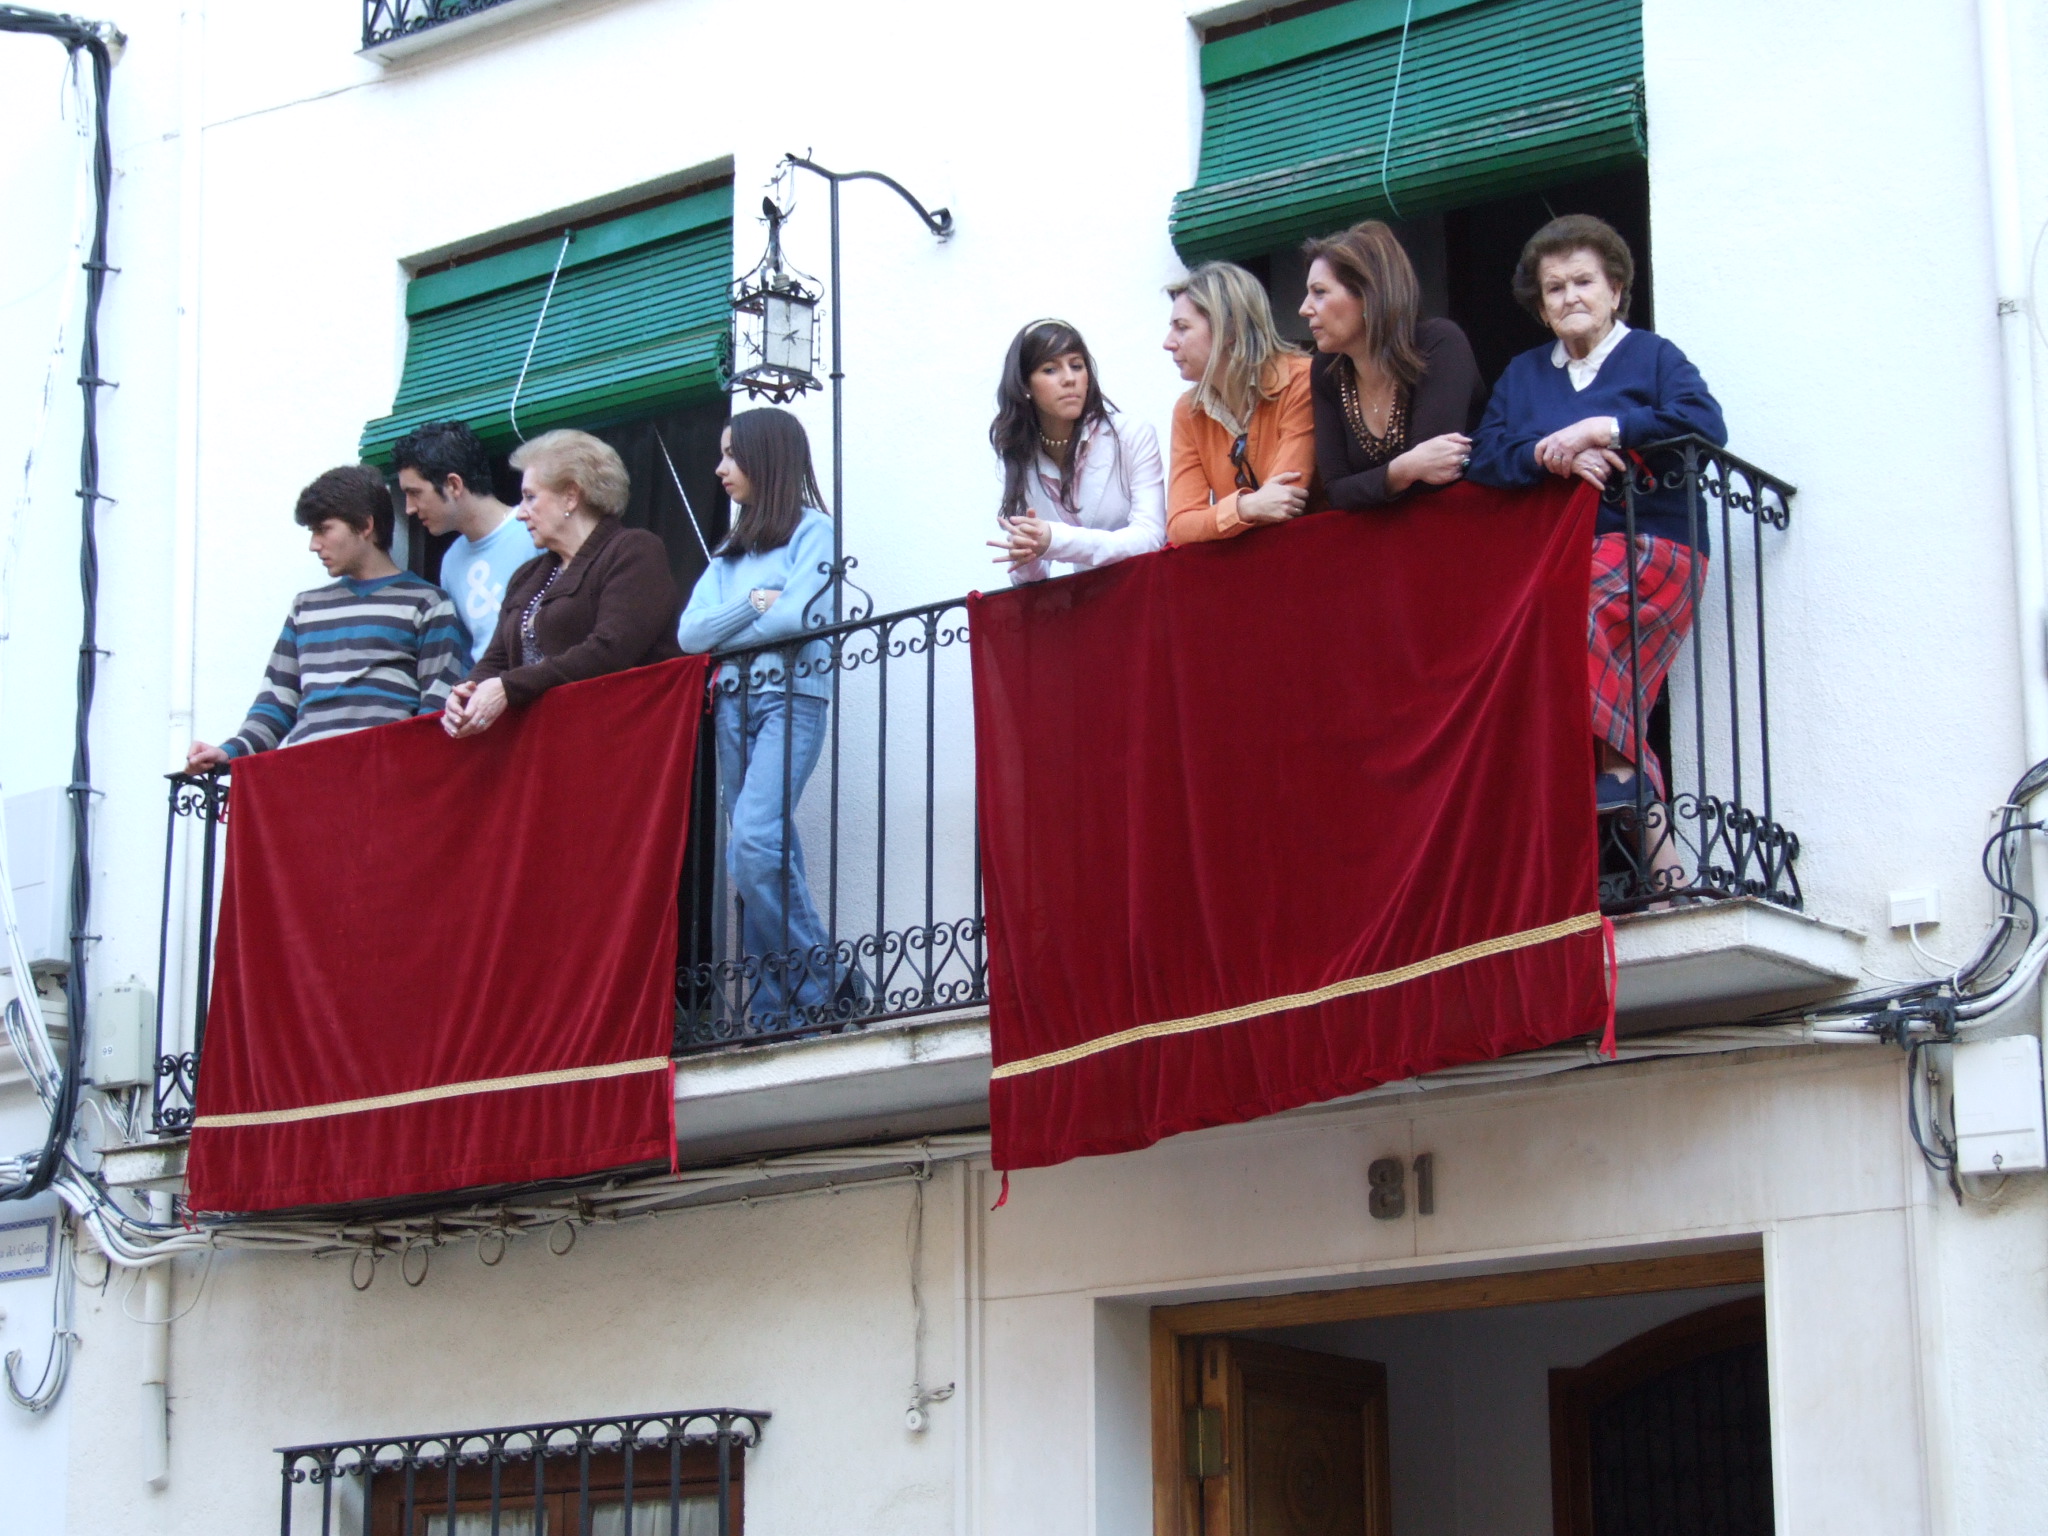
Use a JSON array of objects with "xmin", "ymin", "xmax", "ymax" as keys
[{"xmin": 1, "ymin": 1, "xmax": 2046, "ymax": 1532}]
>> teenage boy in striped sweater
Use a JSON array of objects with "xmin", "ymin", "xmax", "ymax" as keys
[{"xmin": 185, "ymin": 465, "xmax": 470, "ymax": 771}]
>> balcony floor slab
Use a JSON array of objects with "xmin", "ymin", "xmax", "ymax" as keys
[
  {"xmin": 674, "ymin": 1014, "xmax": 993, "ymax": 1163},
  {"xmin": 670, "ymin": 902, "xmax": 1866, "ymax": 1161},
  {"xmin": 1613, "ymin": 898, "xmax": 1866, "ymax": 1030}
]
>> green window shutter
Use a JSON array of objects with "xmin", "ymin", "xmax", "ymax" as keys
[
  {"xmin": 360, "ymin": 183, "xmax": 734, "ymax": 465},
  {"xmin": 1172, "ymin": 0, "xmax": 1644, "ymax": 264}
]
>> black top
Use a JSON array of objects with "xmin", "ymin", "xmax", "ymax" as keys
[{"xmin": 1310, "ymin": 316, "xmax": 1488, "ymax": 509}]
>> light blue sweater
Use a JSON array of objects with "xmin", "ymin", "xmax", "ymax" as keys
[{"xmin": 676, "ymin": 507, "xmax": 836, "ymax": 700}]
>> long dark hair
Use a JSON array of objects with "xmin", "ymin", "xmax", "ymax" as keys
[
  {"xmin": 1300, "ymin": 222, "xmax": 1426, "ymax": 391},
  {"xmin": 723, "ymin": 407, "xmax": 827, "ymax": 555},
  {"xmin": 989, "ymin": 319, "xmax": 1117, "ymax": 523}
]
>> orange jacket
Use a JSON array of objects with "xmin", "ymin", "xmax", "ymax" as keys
[{"xmin": 1166, "ymin": 351, "xmax": 1320, "ymax": 544}]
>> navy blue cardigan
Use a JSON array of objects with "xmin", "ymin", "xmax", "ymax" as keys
[{"xmin": 1466, "ymin": 328, "xmax": 1727, "ymax": 551}]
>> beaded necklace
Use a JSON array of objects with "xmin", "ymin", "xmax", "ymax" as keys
[
  {"xmin": 1337, "ymin": 357, "xmax": 1410, "ymax": 467},
  {"xmin": 519, "ymin": 564, "xmax": 564, "ymax": 667}
]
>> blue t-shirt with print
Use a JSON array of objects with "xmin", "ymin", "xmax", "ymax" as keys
[{"xmin": 440, "ymin": 514, "xmax": 540, "ymax": 661}]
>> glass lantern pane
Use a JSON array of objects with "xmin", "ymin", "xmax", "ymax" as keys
[{"xmin": 762, "ymin": 293, "xmax": 813, "ymax": 373}]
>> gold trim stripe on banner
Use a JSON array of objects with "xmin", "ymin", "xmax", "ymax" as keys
[
  {"xmin": 193, "ymin": 1056, "xmax": 674, "ymax": 1130},
  {"xmin": 989, "ymin": 911, "xmax": 1604, "ymax": 1081}
]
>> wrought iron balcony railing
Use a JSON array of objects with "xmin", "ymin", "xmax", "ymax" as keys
[
  {"xmin": 149, "ymin": 440, "xmax": 1797, "ymax": 1135},
  {"xmin": 676, "ymin": 592, "xmax": 984, "ymax": 1053},
  {"xmin": 1593, "ymin": 436, "xmax": 1799, "ymax": 914},
  {"xmin": 363, "ymin": 0, "xmax": 517, "ymax": 49},
  {"xmin": 278, "ymin": 1408, "xmax": 765, "ymax": 1535},
  {"xmin": 152, "ymin": 770, "xmax": 226, "ymax": 1135}
]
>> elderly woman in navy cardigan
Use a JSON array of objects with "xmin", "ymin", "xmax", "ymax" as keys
[{"xmin": 1468, "ymin": 214, "xmax": 1726, "ymax": 843}]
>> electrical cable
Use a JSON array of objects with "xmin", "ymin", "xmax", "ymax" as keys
[
  {"xmin": 1907, "ymin": 923, "xmax": 1966, "ymax": 979},
  {"xmin": 0, "ymin": 8, "xmax": 118, "ymax": 1212},
  {"xmin": 2, "ymin": 1216, "xmax": 75, "ymax": 1411}
]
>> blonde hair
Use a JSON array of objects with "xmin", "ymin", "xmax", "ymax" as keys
[
  {"xmin": 1165, "ymin": 262, "xmax": 1300, "ymax": 434},
  {"xmin": 508, "ymin": 429, "xmax": 630, "ymax": 518}
]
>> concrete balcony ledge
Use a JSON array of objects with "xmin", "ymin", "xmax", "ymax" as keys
[
  {"xmin": 1613, "ymin": 898, "xmax": 1865, "ymax": 1030},
  {"xmin": 671, "ymin": 900, "xmax": 1864, "ymax": 1159},
  {"xmin": 674, "ymin": 1014, "xmax": 993, "ymax": 1162},
  {"xmin": 97, "ymin": 904, "xmax": 1863, "ymax": 1189},
  {"xmin": 100, "ymin": 1137, "xmax": 189, "ymax": 1190}
]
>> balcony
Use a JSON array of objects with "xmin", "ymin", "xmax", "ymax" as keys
[
  {"xmin": 361, "ymin": 0, "xmax": 561, "ymax": 57},
  {"xmin": 148, "ymin": 440, "xmax": 1841, "ymax": 1173}
]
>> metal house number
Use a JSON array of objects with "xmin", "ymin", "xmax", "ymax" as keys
[{"xmin": 1368, "ymin": 1154, "xmax": 1435, "ymax": 1220}]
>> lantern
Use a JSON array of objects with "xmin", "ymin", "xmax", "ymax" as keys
[{"xmin": 729, "ymin": 196, "xmax": 821, "ymax": 403}]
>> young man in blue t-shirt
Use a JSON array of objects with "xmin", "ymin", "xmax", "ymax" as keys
[{"xmin": 393, "ymin": 419, "xmax": 540, "ymax": 661}]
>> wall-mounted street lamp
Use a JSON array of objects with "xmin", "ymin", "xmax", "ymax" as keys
[
  {"xmin": 729, "ymin": 197, "xmax": 822, "ymax": 404},
  {"xmin": 730, "ymin": 154, "xmax": 953, "ymax": 623}
]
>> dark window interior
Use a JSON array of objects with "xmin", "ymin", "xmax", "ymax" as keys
[
  {"xmin": 405, "ymin": 397, "xmax": 732, "ymax": 602},
  {"xmin": 1251, "ymin": 162, "xmax": 1653, "ymax": 390},
  {"xmin": 365, "ymin": 1440, "xmax": 741, "ymax": 1535}
]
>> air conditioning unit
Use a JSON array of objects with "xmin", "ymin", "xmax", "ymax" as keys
[{"xmin": 3, "ymin": 787, "xmax": 73, "ymax": 972}]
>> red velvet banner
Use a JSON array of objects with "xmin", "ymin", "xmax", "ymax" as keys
[
  {"xmin": 970, "ymin": 481, "xmax": 1608, "ymax": 1171},
  {"xmin": 185, "ymin": 656, "xmax": 708, "ymax": 1213}
]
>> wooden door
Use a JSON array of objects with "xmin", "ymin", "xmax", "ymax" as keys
[
  {"xmin": 1548, "ymin": 1296, "xmax": 1772, "ymax": 1536},
  {"xmin": 1180, "ymin": 1336, "xmax": 1392, "ymax": 1536}
]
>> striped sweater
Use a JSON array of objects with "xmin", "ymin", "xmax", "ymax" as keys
[{"xmin": 222, "ymin": 573, "xmax": 470, "ymax": 758}]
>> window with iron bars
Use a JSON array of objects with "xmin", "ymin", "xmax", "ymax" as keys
[{"xmin": 278, "ymin": 1409, "xmax": 766, "ymax": 1535}]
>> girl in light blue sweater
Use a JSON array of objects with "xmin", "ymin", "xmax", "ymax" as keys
[{"xmin": 678, "ymin": 409, "xmax": 841, "ymax": 1029}]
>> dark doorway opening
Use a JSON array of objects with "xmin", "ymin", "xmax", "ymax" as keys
[
  {"xmin": 1247, "ymin": 162, "xmax": 1653, "ymax": 391},
  {"xmin": 1151, "ymin": 1252, "xmax": 1770, "ymax": 1536},
  {"xmin": 1442, "ymin": 164, "xmax": 1653, "ymax": 389},
  {"xmin": 403, "ymin": 396, "xmax": 732, "ymax": 598}
]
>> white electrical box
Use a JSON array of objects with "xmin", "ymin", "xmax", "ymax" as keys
[
  {"xmin": 1951, "ymin": 1035, "xmax": 2048, "ymax": 1175},
  {"xmin": 3, "ymin": 787, "xmax": 73, "ymax": 971},
  {"xmin": 1888, "ymin": 887, "xmax": 1941, "ymax": 929},
  {"xmin": 89, "ymin": 981, "xmax": 156, "ymax": 1091}
]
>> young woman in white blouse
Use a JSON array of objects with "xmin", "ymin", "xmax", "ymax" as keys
[{"xmin": 986, "ymin": 318, "xmax": 1165, "ymax": 582}]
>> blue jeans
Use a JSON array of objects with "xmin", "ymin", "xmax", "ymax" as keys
[{"xmin": 714, "ymin": 692, "xmax": 833, "ymax": 1023}]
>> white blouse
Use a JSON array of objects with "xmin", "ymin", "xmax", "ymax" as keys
[{"xmin": 1005, "ymin": 413, "xmax": 1166, "ymax": 585}]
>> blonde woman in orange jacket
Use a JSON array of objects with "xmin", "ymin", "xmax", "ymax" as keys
[{"xmin": 1161, "ymin": 261, "xmax": 1320, "ymax": 544}]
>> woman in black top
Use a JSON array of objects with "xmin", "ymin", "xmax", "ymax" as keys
[{"xmin": 1298, "ymin": 221, "xmax": 1487, "ymax": 508}]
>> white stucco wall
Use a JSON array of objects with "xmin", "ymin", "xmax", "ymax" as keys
[
  {"xmin": 3, "ymin": 0, "xmax": 2048, "ymax": 1532},
  {"xmin": 0, "ymin": 0, "xmax": 2029, "ymax": 1022},
  {"xmin": 45, "ymin": 1047, "xmax": 2026, "ymax": 1535},
  {"xmin": 59, "ymin": 1164, "xmax": 971, "ymax": 1535}
]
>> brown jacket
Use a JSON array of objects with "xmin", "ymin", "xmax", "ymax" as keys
[{"xmin": 470, "ymin": 515, "xmax": 684, "ymax": 707}]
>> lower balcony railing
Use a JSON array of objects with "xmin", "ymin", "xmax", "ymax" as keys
[
  {"xmin": 150, "ymin": 441, "xmax": 1796, "ymax": 1136},
  {"xmin": 362, "ymin": 0, "xmax": 516, "ymax": 49}
]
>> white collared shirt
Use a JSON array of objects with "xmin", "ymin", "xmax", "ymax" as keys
[
  {"xmin": 1003, "ymin": 412, "xmax": 1167, "ymax": 585},
  {"xmin": 1552, "ymin": 319, "xmax": 1631, "ymax": 391}
]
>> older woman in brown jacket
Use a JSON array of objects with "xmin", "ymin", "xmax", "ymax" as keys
[{"xmin": 442, "ymin": 429, "xmax": 682, "ymax": 738}]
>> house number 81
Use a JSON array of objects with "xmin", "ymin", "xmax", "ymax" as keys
[{"xmin": 1368, "ymin": 1154, "xmax": 1435, "ymax": 1220}]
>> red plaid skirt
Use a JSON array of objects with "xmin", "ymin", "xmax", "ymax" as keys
[{"xmin": 1589, "ymin": 532, "xmax": 1702, "ymax": 798}]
